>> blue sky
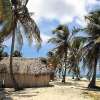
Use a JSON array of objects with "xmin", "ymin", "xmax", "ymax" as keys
[{"xmin": 3, "ymin": 0, "xmax": 100, "ymax": 58}]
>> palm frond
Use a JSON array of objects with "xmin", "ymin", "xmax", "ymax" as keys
[
  {"xmin": 94, "ymin": 36, "xmax": 100, "ymax": 44},
  {"xmin": 0, "ymin": 0, "xmax": 14, "ymax": 39},
  {"xmin": 14, "ymin": 23, "xmax": 23, "ymax": 51},
  {"xmin": 71, "ymin": 37, "xmax": 87, "ymax": 49},
  {"xmin": 40, "ymin": 57, "xmax": 47, "ymax": 64},
  {"xmin": 82, "ymin": 44, "xmax": 100, "ymax": 79},
  {"xmin": 19, "ymin": 12, "xmax": 41, "ymax": 47},
  {"xmin": 48, "ymin": 37, "xmax": 62, "ymax": 44},
  {"xmin": 53, "ymin": 25, "xmax": 69, "ymax": 39},
  {"xmin": 11, "ymin": 0, "xmax": 29, "ymax": 7}
]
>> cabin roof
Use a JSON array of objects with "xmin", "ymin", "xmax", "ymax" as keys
[{"xmin": 0, "ymin": 57, "xmax": 53, "ymax": 75}]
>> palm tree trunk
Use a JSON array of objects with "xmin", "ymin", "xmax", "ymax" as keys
[
  {"xmin": 62, "ymin": 44, "xmax": 68, "ymax": 83},
  {"xmin": 62, "ymin": 67, "xmax": 67, "ymax": 83},
  {"xmin": 9, "ymin": 30, "xmax": 20, "ymax": 90},
  {"xmin": 88, "ymin": 57, "xmax": 97, "ymax": 88}
]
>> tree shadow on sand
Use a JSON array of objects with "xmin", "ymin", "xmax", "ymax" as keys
[
  {"xmin": 0, "ymin": 89, "xmax": 13, "ymax": 100},
  {"xmin": 52, "ymin": 81, "xmax": 80, "ymax": 87},
  {"xmin": 4, "ymin": 85, "xmax": 54, "ymax": 99},
  {"xmin": 82, "ymin": 86, "xmax": 100, "ymax": 92},
  {"xmin": 4, "ymin": 88, "xmax": 38, "ymax": 98}
]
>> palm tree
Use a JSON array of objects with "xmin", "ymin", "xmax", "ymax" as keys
[
  {"xmin": 74, "ymin": 10, "xmax": 100, "ymax": 88},
  {"xmin": 2, "ymin": 52, "xmax": 9, "ymax": 57},
  {"xmin": 48, "ymin": 25, "xmax": 71, "ymax": 83},
  {"xmin": 67, "ymin": 37, "xmax": 86, "ymax": 80},
  {"xmin": 41, "ymin": 51, "xmax": 60, "ymax": 70},
  {"xmin": 0, "ymin": 45, "xmax": 4, "ymax": 60},
  {"xmin": 0, "ymin": 41, "xmax": 7, "ymax": 60},
  {"xmin": 47, "ymin": 51, "xmax": 61, "ymax": 70},
  {"xmin": 0, "ymin": 0, "xmax": 13, "ymax": 39},
  {"xmin": 13, "ymin": 50, "xmax": 22, "ymax": 57},
  {"xmin": 41, "ymin": 51, "xmax": 61, "ymax": 81},
  {"xmin": 0, "ymin": 0, "xmax": 41, "ymax": 90}
]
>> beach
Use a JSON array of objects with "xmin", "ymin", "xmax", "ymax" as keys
[{"xmin": 0, "ymin": 77, "xmax": 100, "ymax": 100}]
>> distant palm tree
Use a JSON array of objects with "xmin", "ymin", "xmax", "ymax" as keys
[
  {"xmin": 0, "ymin": 0, "xmax": 41, "ymax": 90},
  {"xmin": 47, "ymin": 51, "xmax": 61, "ymax": 70},
  {"xmin": 48, "ymin": 25, "xmax": 71, "ymax": 83},
  {"xmin": 13, "ymin": 50, "xmax": 22, "ymax": 57},
  {"xmin": 68, "ymin": 37, "xmax": 86, "ymax": 80},
  {"xmin": 41, "ymin": 51, "xmax": 61, "ymax": 81},
  {"xmin": 41, "ymin": 51, "xmax": 60, "ymax": 70},
  {"xmin": 0, "ymin": 42, "xmax": 7, "ymax": 60},
  {"xmin": 2, "ymin": 52, "xmax": 9, "ymax": 57},
  {"xmin": 0, "ymin": 45, "xmax": 4, "ymax": 60}
]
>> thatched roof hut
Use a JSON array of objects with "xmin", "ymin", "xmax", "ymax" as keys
[{"xmin": 0, "ymin": 58, "xmax": 53, "ymax": 88}]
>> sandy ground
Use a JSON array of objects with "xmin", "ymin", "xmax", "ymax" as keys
[{"xmin": 0, "ymin": 77, "xmax": 100, "ymax": 100}]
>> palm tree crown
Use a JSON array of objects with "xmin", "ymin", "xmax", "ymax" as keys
[
  {"xmin": 0, "ymin": 0, "xmax": 41, "ymax": 50},
  {"xmin": 48, "ymin": 25, "xmax": 71, "ymax": 82}
]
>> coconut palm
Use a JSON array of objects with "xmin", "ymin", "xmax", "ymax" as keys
[
  {"xmin": 83, "ymin": 11, "xmax": 100, "ymax": 88},
  {"xmin": 67, "ymin": 37, "xmax": 87, "ymax": 80},
  {"xmin": 13, "ymin": 50, "xmax": 22, "ymax": 57},
  {"xmin": 74, "ymin": 10, "xmax": 100, "ymax": 88},
  {"xmin": 0, "ymin": 41, "xmax": 7, "ymax": 60},
  {"xmin": 47, "ymin": 51, "xmax": 61, "ymax": 70},
  {"xmin": 48, "ymin": 25, "xmax": 71, "ymax": 83},
  {"xmin": 0, "ymin": 45, "xmax": 4, "ymax": 60},
  {"xmin": 0, "ymin": 0, "xmax": 13, "ymax": 38},
  {"xmin": 0, "ymin": 0, "xmax": 41, "ymax": 90},
  {"xmin": 41, "ymin": 51, "xmax": 61, "ymax": 81},
  {"xmin": 41, "ymin": 51, "xmax": 61, "ymax": 70}
]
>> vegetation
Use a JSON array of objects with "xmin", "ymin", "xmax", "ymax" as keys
[
  {"xmin": 67, "ymin": 37, "xmax": 86, "ymax": 80},
  {"xmin": 47, "ymin": 10, "xmax": 100, "ymax": 87},
  {"xmin": 48, "ymin": 25, "xmax": 73, "ymax": 82},
  {"xmin": 0, "ymin": 45, "xmax": 4, "ymax": 60},
  {"xmin": 41, "ymin": 51, "xmax": 60, "ymax": 69},
  {"xmin": 47, "ymin": 25, "xmax": 86, "ymax": 82},
  {"xmin": 0, "ymin": 0, "xmax": 41, "ymax": 90},
  {"xmin": 0, "ymin": 44, "xmax": 8, "ymax": 60},
  {"xmin": 0, "ymin": 0, "xmax": 99, "ymax": 93},
  {"xmin": 13, "ymin": 50, "xmax": 22, "ymax": 57},
  {"xmin": 74, "ymin": 10, "xmax": 100, "ymax": 88}
]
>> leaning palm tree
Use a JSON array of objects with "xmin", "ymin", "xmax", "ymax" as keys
[
  {"xmin": 0, "ymin": 0, "xmax": 41, "ymax": 90},
  {"xmin": 48, "ymin": 25, "xmax": 71, "ymax": 83},
  {"xmin": 83, "ymin": 11, "xmax": 100, "ymax": 88},
  {"xmin": 74, "ymin": 10, "xmax": 100, "ymax": 88}
]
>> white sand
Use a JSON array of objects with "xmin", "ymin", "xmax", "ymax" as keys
[{"xmin": 0, "ymin": 77, "xmax": 100, "ymax": 100}]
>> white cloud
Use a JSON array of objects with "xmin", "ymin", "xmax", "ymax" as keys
[
  {"xmin": 41, "ymin": 34, "xmax": 52, "ymax": 44},
  {"xmin": 3, "ymin": 38, "xmax": 11, "ymax": 47},
  {"xmin": 87, "ymin": 0, "xmax": 97, "ymax": 4},
  {"xmin": 27, "ymin": 0, "xmax": 99, "ymax": 45},
  {"xmin": 3, "ymin": 0, "xmax": 99, "ymax": 48},
  {"xmin": 86, "ymin": 0, "xmax": 100, "ymax": 12},
  {"xmin": 27, "ymin": 0, "xmax": 88, "ymax": 23}
]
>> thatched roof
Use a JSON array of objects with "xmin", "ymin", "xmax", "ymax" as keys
[{"xmin": 0, "ymin": 57, "xmax": 53, "ymax": 75}]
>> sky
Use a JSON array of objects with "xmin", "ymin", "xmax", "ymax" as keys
[{"xmin": 3, "ymin": 0, "xmax": 100, "ymax": 58}]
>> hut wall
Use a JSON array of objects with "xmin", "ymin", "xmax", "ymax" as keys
[{"xmin": 0, "ymin": 73, "xmax": 50, "ymax": 88}]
